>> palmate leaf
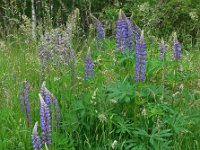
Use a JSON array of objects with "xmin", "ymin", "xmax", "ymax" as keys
[
  {"xmin": 114, "ymin": 119, "xmax": 133, "ymax": 135},
  {"xmin": 150, "ymin": 128, "xmax": 172, "ymax": 143},
  {"xmin": 124, "ymin": 139, "xmax": 146, "ymax": 150},
  {"xmin": 140, "ymin": 84, "xmax": 164, "ymax": 99},
  {"xmin": 150, "ymin": 128, "xmax": 173, "ymax": 150},
  {"xmin": 132, "ymin": 128, "xmax": 173, "ymax": 150},
  {"xmin": 164, "ymin": 111, "xmax": 191, "ymax": 134},
  {"xmin": 106, "ymin": 81, "xmax": 135, "ymax": 103},
  {"xmin": 124, "ymin": 128, "xmax": 172, "ymax": 150}
]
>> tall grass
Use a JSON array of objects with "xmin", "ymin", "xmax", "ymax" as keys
[{"xmin": 0, "ymin": 6, "xmax": 200, "ymax": 150}]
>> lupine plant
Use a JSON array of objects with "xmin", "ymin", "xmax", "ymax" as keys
[
  {"xmin": 127, "ymin": 18, "xmax": 135, "ymax": 52},
  {"xmin": 40, "ymin": 81, "xmax": 61, "ymax": 127},
  {"xmin": 19, "ymin": 80, "xmax": 31, "ymax": 127},
  {"xmin": 116, "ymin": 9, "xmax": 128, "ymax": 52},
  {"xmin": 1, "ymin": 6, "xmax": 200, "ymax": 150},
  {"xmin": 173, "ymin": 32, "xmax": 181, "ymax": 60},
  {"xmin": 85, "ymin": 47, "xmax": 94, "ymax": 80},
  {"xmin": 135, "ymin": 28, "xmax": 141, "ymax": 44},
  {"xmin": 95, "ymin": 20, "xmax": 105, "ymax": 50},
  {"xmin": 32, "ymin": 122, "xmax": 42, "ymax": 150},
  {"xmin": 90, "ymin": 14, "xmax": 105, "ymax": 50},
  {"xmin": 135, "ymin": 30, "xmax": 146, "ymax": 81},
  {"xmin": 116, "ymin": 9, "xmax": 135, "ymax": 52},
  {"xmin": 38, "ymin": 12, "xmax": 78, "ymax": 81},
  {"xmin": 39, "ymin": 94, "xmax": 52, "ymax": 145},
  {"xmin": 40, "ymin": 81, "xmax": 53, "ymax": 105}
]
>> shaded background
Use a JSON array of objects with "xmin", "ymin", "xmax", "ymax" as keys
[{"xmin": 0, "ymin": 0, "xmax": 199, "ymax": 48}]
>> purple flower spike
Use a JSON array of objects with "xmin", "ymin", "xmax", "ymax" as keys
[
  {"xmin": 116, "ymin": 10, "xmax": 128, "ymax": 52},
  {"xmin": 32, "ymin": 122, "xmax": 42, "ymax": 150},
  {"xmin": 127, "ymin": 18, "xmax": 135, "ymax": 52},
  {"xmin": 39, "ymin": 94, "xmax": 51, "ymax": 145},
  {"xmin": 40, "ymin": 81, "xmax": 52, "ymax": 105},
  {"xmin": 135, "ymin": 30, "xmax": 146, "ymax": 82},
  {"xmin": 40, "ymin": 81, "xmax": 61, "ymax": 127},
  {"xmin": 160, "ymin": 38, "xmax": 166, "ymax": 60},
  {"xmin": 20, "ymin": 80, "xmax": 31, "ymax": 127},
  {"xmin": 96, "ymin": 21, "xmax": 105, "ymax": 50},
  {"xmin": 173, "ymin": 33, "xmax": 181, "ymax": 60},
  {"xmin": 116, "ymin": 10, "xmax": 135, "ymax": 53},
  {"xmin": 136, "ymin": 28, "xmax": 141, "ymax": 42},
  {"xmin": 85, "ymin": 48, "xmax": 94, "ymax": 80}
]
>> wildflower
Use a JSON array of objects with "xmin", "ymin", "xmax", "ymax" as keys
[
  {"xmin": 135, "ymin": 28, "xmax": 141, "ymax": 43},
  {"xmin": 127, "ymin": 18, "xmax": 135, "ymax": 52},
  {"xmin": 39, "ymin": 94, "xmax": 51, "ymax": 145},
  {"xmin": 39, "ymin": 31, "xmax": 53, "ymax": 76},
  {"xmin": 98, "ymin": 114, "xmax": 107, "ymax": 123},
  {"xmin": 135, "ymin": 28, "xmax": 141, "ymax": 55},
  {"xmin": 160, "ymin": 38, "xmax": 166, "ymax": 60},
  {"xmin": 85, "ymin": 47, "xmax": 94, "ymax": 80},
  {"xmin": 116, "ymin": 9, "xmax": 128, "ymax": 52},
  {"xmin": 95, "ymin": 21, "xmax": 105, "ymax": 50},
  {"xmin": 135, "ymin": 30, "xmax": 146, "ymax": 81},
  {"xmin": 40, "ymin": 81, "xmax": 53, "ymax": 105},
  {"xmin": 20, "ymin": 80, "xmax": 31, "ymax": 127},
  {"xmin": 40, "ymin": 81, "xmax": 61, "ymax": 127},
  {"xmin": 32, "ymin": 122, "xmax": 42, "ymax": 150},
  {"xmin": 116, "ymin": 10, "xmax": 135, "ymax": 52},
  {"xmin": 173, "ymin": 32, "xmax": 181, "ymax": 60}
]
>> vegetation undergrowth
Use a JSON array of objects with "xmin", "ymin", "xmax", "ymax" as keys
[{"xmin": 0, "ymin": 2, "xmax": 200, "ymax": 150}]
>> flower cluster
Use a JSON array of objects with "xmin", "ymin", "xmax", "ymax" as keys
[
  {"xmin": 39, "ymin": 94, "xmax": 51, "ymax": 145},
  {"xmin": 32, "ymin": 122, "xmax": 42, "ymax": 150},
  {"xmin": 95, "ymin": 21, "xmax": 105, "ymax": 50},
  {"xmin": 116, "ymin": 10, "xmax": 128, "ymax": 52},
  {"xmin": 19, "ymin": 80, "xmax": 31, "ymax": 127},
  {"xmin": 40, "ymin": 81, "xmax": 53, "ymax": 105},
  {"xmin": 173, "ymin": 33, "xmax": 181, "ymax": 60},
  {"xmin": 127, "ymin": 18, "xmax": 135, "ymax": 52},
  {"xmin": 116, "ymin": 10, "xmax": 134, "ymax": 52},
  {"xmin": 85, "ymin": 48, "xmax": 94, "ymax": 80},
  {"xmin": 40, "ymin": 81, "xmax": 61, "ymax": 127},
  {"xmin": 135, "ymin": 30, "xmax": 146, "ymax": 81},
  {"xmin": 135, "ymin": 28, "xmax": 141, "ymax": 43}
]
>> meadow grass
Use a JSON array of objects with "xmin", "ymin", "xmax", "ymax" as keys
[{"xmin": 0, "ymin": 33, "xmax": 200, "ymax": 150}]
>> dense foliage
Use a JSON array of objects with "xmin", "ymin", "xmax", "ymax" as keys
[
  {"xmin": 0, "ymin": 1, "xmax": 200, "ymax": 150},
  {"xmin": 0, "ymin": 0, "xmax": 199, "ymax": 47}
]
